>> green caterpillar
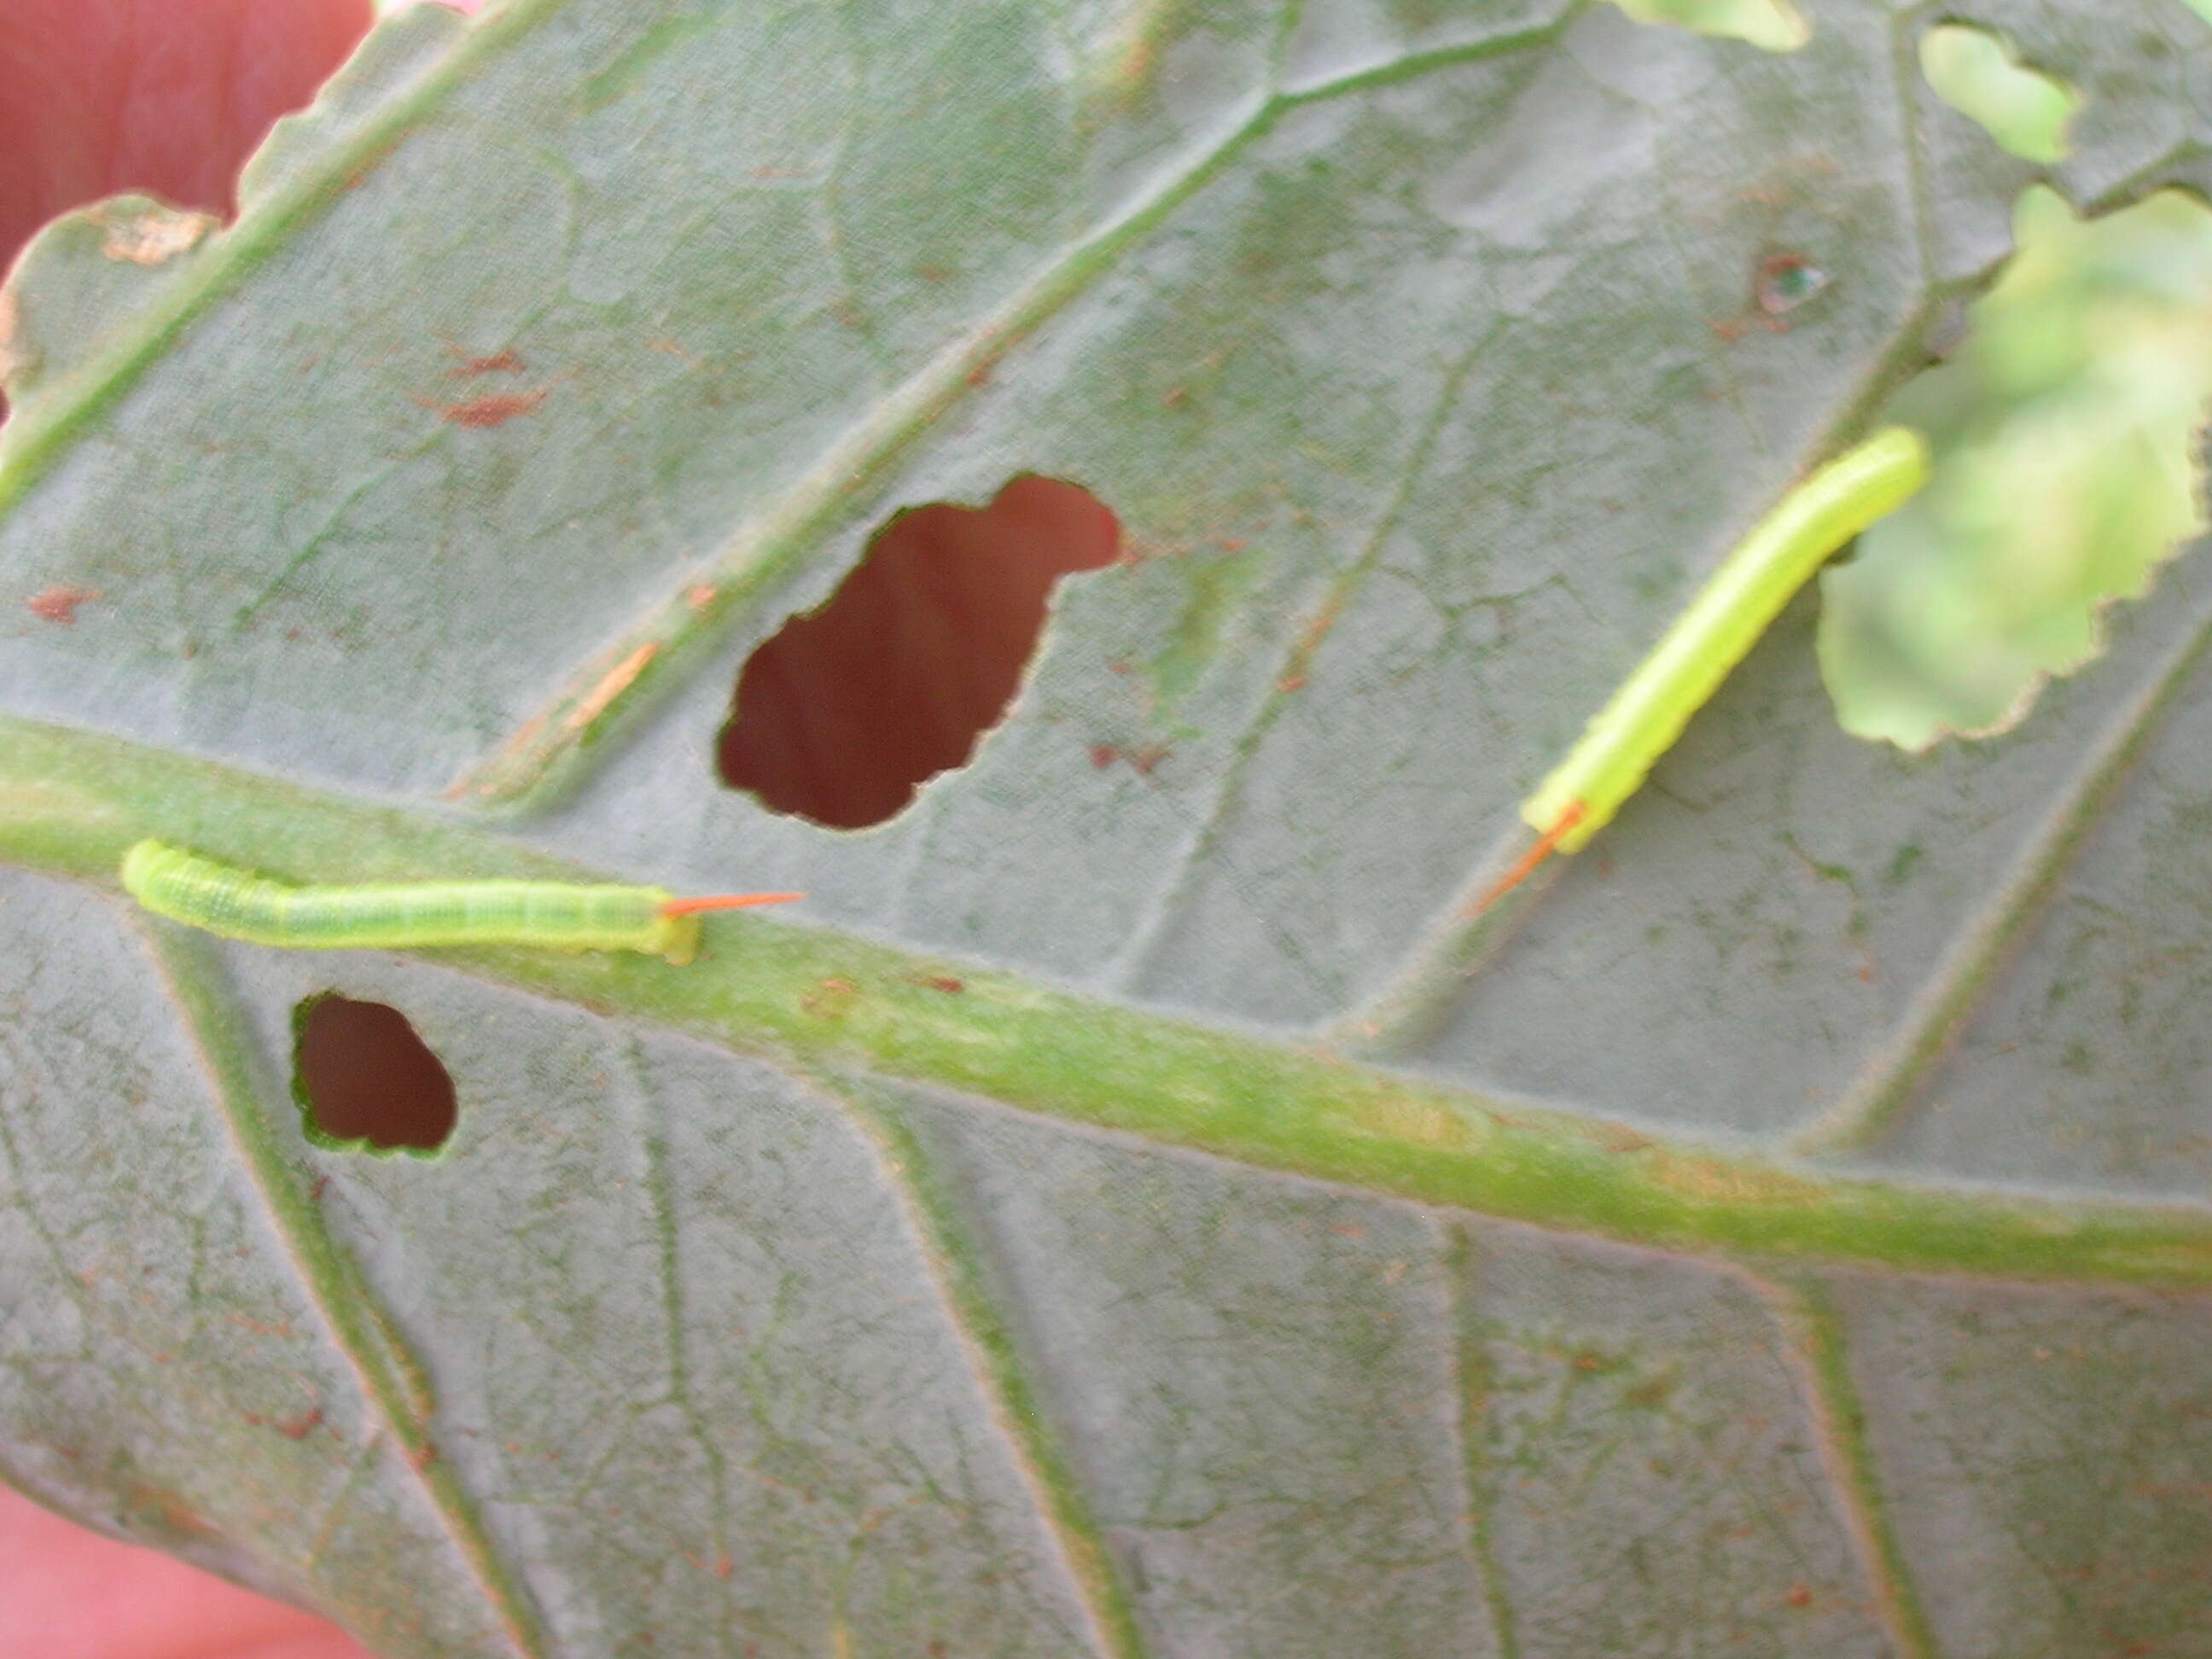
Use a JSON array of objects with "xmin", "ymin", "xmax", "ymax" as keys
[
  {"xmin": 1478, "ymin": 427, "xmax": 1931, "ymax": 910},
  {"xmin": 119, "ymin": 841, "xmax": 799, "ymax": 965}
]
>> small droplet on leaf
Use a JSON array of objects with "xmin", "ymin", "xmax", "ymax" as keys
[{"xmin": 1755, "ymin": 252, "xmax": 1828, "ymax": 315}]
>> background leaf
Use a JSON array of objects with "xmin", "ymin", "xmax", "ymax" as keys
[{"xmin": 4, "ymin": 2, "xmax": 2212, "ymax": 1656}]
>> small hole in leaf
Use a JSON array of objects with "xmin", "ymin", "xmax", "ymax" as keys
[
  {"xmin": 292, "ymin": 994, "xmax": 457, "ymax": 1155},
  {"xmin": 1920, "ymin": 25, "xmax": 2079, "ymax": 166},
  {"xmin": 1606, "ymin": 0, "xmax": 1809, "ymax": 52},
  {"xmin": 718, "ymin": 476, "xmax": 1122, "ymax": 829}
]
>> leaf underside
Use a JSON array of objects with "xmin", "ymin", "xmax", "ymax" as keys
[{"xmin": 3, "ymin": 2, "xmax": 2212, "ymax": 1656}]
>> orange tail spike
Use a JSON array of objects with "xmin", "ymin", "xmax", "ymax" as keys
[
  {"xmin": 659, "ymin": 892, "xmax": 806, "ymax": 917},
  {"xmin": 1466, "ymin": 801, "xmax": 1587, "ymax": 918}
]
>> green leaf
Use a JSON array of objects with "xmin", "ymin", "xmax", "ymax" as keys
[
  {"xmin": 1821, "ymin": 183, "xmax": 2212, "ymax": 748},
  {"xmin": 1918, "ymin": 23, "xmax": 2077, "ymax": 166},
  {"xmin": 4, "ymin": 3, "xmax": 2211, "ymax": 1656}
]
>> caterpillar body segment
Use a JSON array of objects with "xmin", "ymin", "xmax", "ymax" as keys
[{"xmin": 119, "ymin": 841, "xmax": 797, "ymax": 964}]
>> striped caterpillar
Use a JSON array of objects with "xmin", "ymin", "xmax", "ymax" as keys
[
  {"xmin": 1476, "ymin": 427, "xmax": 1931, "ymax": 911},
  {"xmin": 119, "ymin": 841, "xmax": 800, "ymax": 965}
]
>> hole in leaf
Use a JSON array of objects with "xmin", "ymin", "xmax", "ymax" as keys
[
  {"xmin": 292, "ymin": 993, "xmax": 456, "ymax": 1155},
  {"xmin": 718, "ymin": 475, "xmax": 1121, "ymax": 829},
  {"xmin": 1820, "ymin": 185, "xmax": 2212, "ymax": 749},
  {"xmin": 1920, "ymin": 24, "xmax": 2079, "ymax": 165},
  {"xmin": 1606, "ymin": 0, "xmax": 1808, "ymax": 52}
]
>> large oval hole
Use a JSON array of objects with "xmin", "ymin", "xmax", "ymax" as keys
[
  {"xmin": 292, "ymin": 993, "xmax": 457, "ymax": 1155},
  {"xmin": 717, "ymin": 475, "xmax": 1121, "ymax": 829}
]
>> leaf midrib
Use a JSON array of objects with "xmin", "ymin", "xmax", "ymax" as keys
[{"xmin": 6, "ymin": 709, "xmax": 2210, "ymax": 1290}]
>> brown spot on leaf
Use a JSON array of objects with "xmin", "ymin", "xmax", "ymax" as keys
[
  {"xmin": 434, "ymin": 388, "xmax": 548, "ymax": 428},
  {"xmin": 801, "ymin": 976, "xmax": 859, "ymax": 1020},
  {"xmin": 447, "ymin": 346, "xmax": 525, "ymax": 377},
  {"xmin": 1090, "ymin": 742, "xmax": 1170, "ymax": 776},
  {"xmin": 1586, "ymin": 1121, "xmax": 1655, "ymax": 1155}
]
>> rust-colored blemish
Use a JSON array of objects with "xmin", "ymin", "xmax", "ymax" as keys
[
  {"xmin": 276, "ymin": 1406, "xmax": 324, "ymax": 1441},
  {"xmin": 964, "ymin": 361, "xmax": 993, "ymax": 388},
  {"xmin": 684, "ymin": 584, "xmax": 718, "ymax": 611},
  {"xmin": 565, "ymin": 642, "xmax": 658, "ymax": 733},
  {"xmin": 800, "ymin": 975, "xmax": 859, "ymax": 1020},
  {"xmin": 406, "ymin": 1441, "xmax": 439, "ymax": 1471},
  {"xmin": 1119, "ymin": 34, "xmax": 1155, "ymax": 88},
  {"xmin": 25, "ymin": 585, "xmax": 100, "ymax": 624},
  {"xmin": 432, "ymin": 387, "xmax": 548, "ymax": 428},
  {"xmin": 1784, "ymin": 1585, "xmax": 1813, "ymax": 1610},
  {"xmin": 1295, "ymin": 593, "xmax": 1343, "ymax": 657},
  {"xmin": 447, "ymin": 346, "xmax": 525, "ymax": 377},
  {"xmin": 904, "ymin": 974, "xmax": 964, "ymax": 994},
  {"xmin": 1586, "ymin": 1121, "xmax": 1655, "ymax": 1155},
  {"xmin": 1087, "ymin": 742, "xmax": 1169, "ymax": 775},
  {"xmin": 120, "ymin": 1481, "xmax": 214, "ymax": 1539},
  {"xmin": 225, "ymin": 1312, "xmax": 295, "ymax": 1338},
  {"xmin": 1161, "ymin": 387, "xmax": 1187, "ymax": 410},
  {"xmin": 1275, "ymin": 591, "xmax": 1346, "ymax": 692}
]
